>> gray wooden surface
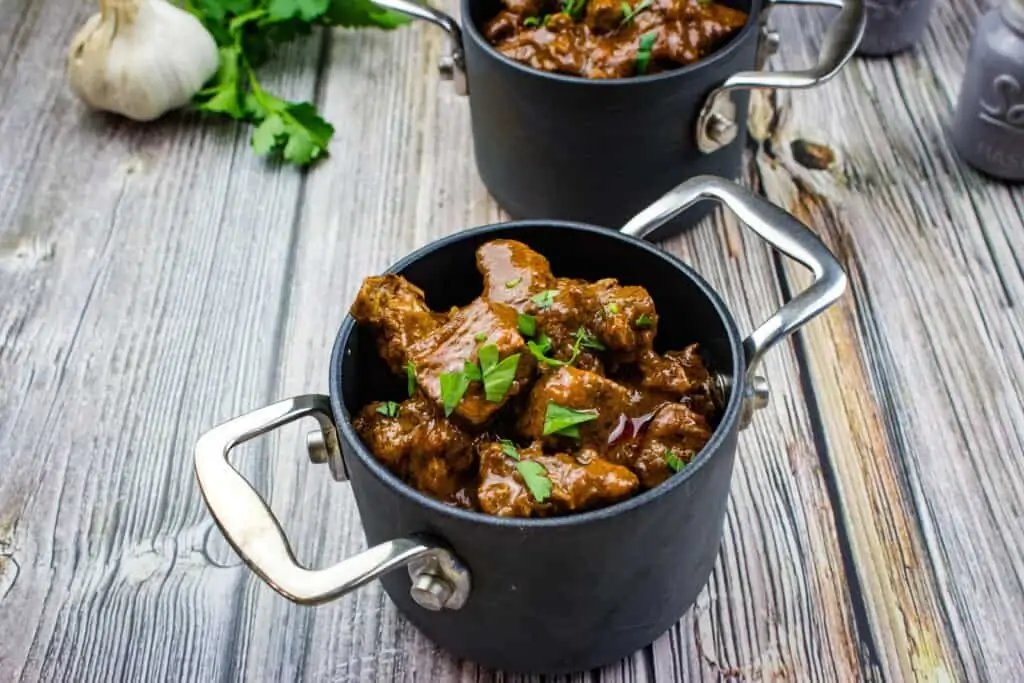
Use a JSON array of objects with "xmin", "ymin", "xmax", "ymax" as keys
[{"xmin": 1, "ymin": 0, "xmax": 1022, "ymax": 679}]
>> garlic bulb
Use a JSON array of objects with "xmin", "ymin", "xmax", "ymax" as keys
[{"xmin": 66, "ymin": 0, "xmax": 220, "ymax": 122}]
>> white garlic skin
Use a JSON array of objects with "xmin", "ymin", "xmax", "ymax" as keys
[{"xmin": 67, "ymin": 0, "xmax": 220, "ymax": 122}]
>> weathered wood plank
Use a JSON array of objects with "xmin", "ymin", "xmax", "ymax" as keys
[
  {"xmin": 209, "ymin": 5, "xmax": 875, "ymax": 683},
  {"xmin": 751, "ymin": 1, "xmax": 1024, "ymax": 679},
  {"xmin": 0, "ymin": 0, "xmax": 323, "ymax": 679}
]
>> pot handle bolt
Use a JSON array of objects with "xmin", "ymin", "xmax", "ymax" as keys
[
  {"xmin": 367, "ymin": 0, "xmax": 468, "ymax": 95},
  {"xmin": 695, "ymin": 0, "xmax": 866, "ymax": 154},
  {"xmin": 621, "ymin": 176, "xmax": 847, "ymax": 429},
  {"xmin": 193, "ymin": 394, "xmax": 472, "ymax": 609}
]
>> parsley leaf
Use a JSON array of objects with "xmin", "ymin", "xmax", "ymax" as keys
[
  {"xmin": 476, "ymin": 344, "xmax": 521, "ymax": 402},
  {"xmin": 463, "ymin": 360, "xmax": 483, "ymax": 381},
  {"xmin": 528, "ymin": 334, "xmax": 566, "ymax": 367},
  {"xmin": 405, "ymin": 361, "xmax": 416, "ymax": 397},
  {"xmin": 189, "ymin": 0, "xmax": 410, "ymax": 166},
  {"xmin": 605, "ymin": 302, "xmax": 620, "ymax": 314},
  {"xmin": 376, "ymin": 401, "xmax": 400, "ymax": 418},
  {"xmin": 439, "ymin": 371, "xmax": 471, "ymax": 416},
  {"xmin": 530, "ymin": 289, "xmax": 558, "ymax": 309},
  {"xmin": 575, "ymin": 327, "xmax": 606, "ymax": 351},
  {"xmin": 620, "ymin": 0, "xmax": 651, "ymax": 25},
  {"xmin": 523, "ymin": 15, "xmax": 542, "ymax": 26},
  {"xmin": 475, "ymin": 332, "xmax": 488, "ymax": 342},
  {"xmin": 478, "ymin": 344, "xmax": 499, "ymax": 374},
  {"xmin": 634, "ymin": 313, "xmax": 654, "ymax": 329},
  {"xmin": 505, "ymin": 277, "xmax": 522, "ymax": 288},
  {"xmin": 665, "ymin": 449, "xmax": 684, "ymax": 472},
  {"xmin": 543, "ymin": 402, "xmax": 599, "ymax": 437},
  {"xmin": 636, "ymin": 31, "xmax": 658, "ymax": 75},
  {"xmin": 499, "ymin": 439, "xmax": 520, "ymax": 460},
  {"xmin": 516, "ymin": 460, "xmax": 552, "ymax": 502},
  {"xmin": 517, "ymin": 313, "xmax": 537, "ymax": 337}
]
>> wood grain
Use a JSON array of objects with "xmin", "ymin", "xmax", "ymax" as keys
[{"xmin": 750, "ymin": 2, "xmax": 1024, "ymax": 680}]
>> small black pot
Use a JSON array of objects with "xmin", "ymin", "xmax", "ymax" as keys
[
  {"xmin": 368, "ymin": 0, "xmax": 865, "ymax": 238},
  {"xmin": 194, "ymin": 176, "xmax": 847, "ymax": 674}
]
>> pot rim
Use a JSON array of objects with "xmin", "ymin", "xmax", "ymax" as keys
[
  {"xmin": 328, "ymin": 220, "xmax": 747, "ymax": 529},
  {"xmin": 458, "ymin": 0, "xmax": 765, "ymax": 87}
]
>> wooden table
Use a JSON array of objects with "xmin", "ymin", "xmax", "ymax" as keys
[{"xmin": 2, "ymin": 0, "xmax": 1023, "ymax": 679}]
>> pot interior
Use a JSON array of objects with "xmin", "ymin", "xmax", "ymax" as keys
[{"xmin": 334, "ymin": 221, "xmax": 745, "ymax": 511}]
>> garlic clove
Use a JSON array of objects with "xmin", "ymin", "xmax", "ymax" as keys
[{"xmin": 66, "ymin": 0, "xmax": 220, "ymax": 122}]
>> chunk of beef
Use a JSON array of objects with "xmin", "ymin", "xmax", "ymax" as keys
[
  {"xmin": 353, "ymin": 396, "xmax": 475, "ymax": 501},
  {"xmin": 585, "ymin": 0, "xmax": 624, "ymax": 32},
  {"xmin": 350, "ymin": 274, "xmax": 444, "ymax": 373},
  {"xmin": 476, "ymin": 239, "xmax": 556, "ymax": 308},
  {"xmin": 476, "ymin": 441, "xmax": 639, "ymax": 517},
  {"xmin": 638, "ymin": 345, "xmax": 713, "ymax": 399},
  {"xmin": 408, "ymin": 297, "xmax": 534, "ymax": 427},
  {"xmin": 517, "ymin": 365, "xmax": 633, "ymax": 448},
  {"xmin": 608, "ymin": 402, "xmax": 712, "ymax": 487}
]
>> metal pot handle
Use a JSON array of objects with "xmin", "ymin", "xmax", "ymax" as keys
[
  {"xmin": 193, "ymin": 394, "xmax": 471, "ymax": 609},
  {"xmin": 697, "ymin": 0, "xmax": 866, "ymax": 153},
  {"xmin": 620, "ymin": 175, "xmax": 847, "ymax": 427},
  {"xmin": 372, "ymin": 0, "xmax": 468, "ymax": 95}
]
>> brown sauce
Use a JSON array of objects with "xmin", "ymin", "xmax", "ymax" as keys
[
  {"xmin": 350, "ymin": 239, "xmax": 720, "ymax": 518},
  {"xmin": 481, "ymin": 0, "xmax": 749, "ymax": 79}
]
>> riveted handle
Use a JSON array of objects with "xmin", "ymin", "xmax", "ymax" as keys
[
  {"xmin": 697, "ymin": 0, "xmax": 866, "ymax": 153},
  {"xmin": 621, "ymin": 176, "xmax": 847, "ymax": 427},
  {"xmin": 193, "ymin": 394, "xmax": 471, "ymax": 609},
  {"xmin": 370, "ymin": 0, "xmax": 468, "ymax": 95}
]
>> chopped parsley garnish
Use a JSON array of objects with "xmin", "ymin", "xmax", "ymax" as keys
[
  {"xmin": 620, "ymin": 0, "xmax": 652, "ymax": 25},
  {"xmin": 518, "ymin": 313, "xmax": 538, "ymax": 337},
  {"xmin": 665, "ymin": 449, "xmax": 684, "ymax": 472},
  {"xmin": 527, "ymin": 333, "xmax": 565, "ymax": 367},
  {"xmin": 505, "ymin": 277, "xmax": 523, "ymax": 288},
  {"xmin": 478, "ymin": 344, "xmax": 522, "ymax": 402},
  {"xmin": 634, "ymin": 313, "xmax": 654, "ymax": 329},
  {"xmin": 636, "ymin": 31, "xmax": 658, "ymax": 75},
  {"xmin": 404, "ymin": 361, "xmax": 417, "ymax": 397},
  {"xmin": 524, "ymin": 15, "xmax": 542, "ymax": 26},
  {"xmin": 516, "ymin": 460, "xmax": 552, "ymax": 502},
  {"xmin": 499, "ymin": 439, "xmax": 520, "ymax": 460},
  {"xmin": 605, "ymin": 302, "xmax": 620, "ymax": 314},
  {"xmin": 474, "ymin": 332, "xmax": 488, "ymax": 342},
  {"xmin": 376, "ymin": 401, "xmax": 400, "ymax": 418},
  {"xmin": 530, "ymin": 289, "xmax": 558, "ymax": 309},
  {"xmin": 562, "ymin": 0, "xmax": 587, "ymax": 19},
  {"xmin": 542, "ymin": 402, "xmax": 599, "ymax": 438},
  {"xmin": 439, "ymin": 372, "xmax": 471, "ymax": 417},
  {"xmin": 575, "ymin": 327, "xmax": 606, "ymax": 351}
]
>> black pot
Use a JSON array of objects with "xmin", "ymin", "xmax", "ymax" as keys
[
  {"xmin": 194, "ymin": 175, "xmax": 847, "ymax": 674},
  {"xmin": 367, "ymin": 0, "xmax": 864, "ymax": 238}
]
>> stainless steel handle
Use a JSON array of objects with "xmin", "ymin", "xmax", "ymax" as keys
[
  {"xmin": 697, "ymin": 0, "xmax": 866, "ymax": 153},
  {"xmin": 371, "ymin": 0, "xmax": 468, "ymax": 95},
  {"xmin": 620, "ymin": 175, "xmax": 847, "ymax": 427},
  {"xmin": 193, "ymin": 394, "xmax": 471, "ymax": 609}
]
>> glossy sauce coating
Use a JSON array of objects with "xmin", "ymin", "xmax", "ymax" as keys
[
  {"xmin": 350, "ymin": 239, "xmax": 719, "ymax": 518},
  {"xmin": 482, "ymin": 0, "xmax": 749, "ymax": 79}
]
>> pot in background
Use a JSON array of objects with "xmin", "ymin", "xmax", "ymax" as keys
[
  {"xmin": 367, "ymin": 0, "xmax": 864, "ymax": 238},
  {"xmin": 193, "ymin": 175, "xmax": 847, "ymax": 674}
]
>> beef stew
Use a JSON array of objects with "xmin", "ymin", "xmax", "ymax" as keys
[
  {"xmin": 481, "ymin": 0, "xmax": 749, "ymax": 79},
  {"xmin": 350, "ymin": 239, "xmax": 719, "ymax": 518}
]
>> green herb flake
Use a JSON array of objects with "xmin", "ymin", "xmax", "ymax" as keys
[
  {"xmin": 523, "ymin": 15, "xmax": 541, "ymax": 26},
  {"xmin": 518, "ymin": 313, "xmax": 538, "ymax": 337},
  {"xmin": 635, "ymin": 30, "xmax": 658, "ymax": 75},
  {"xmin": 404, "ymin": 361, "xmax": 417, "ymax": 397},
  {"xmin": 665, "ymin": 449, "xmax": 684, "ymax": 472},
  {"xmin": 528, "ymin": 334, "xmax": 566, "ymax": 367},
  {"xmin": 505, "ymin": 277, "xmax": 523, "ymax": 288},
  {"xmin": 439, "ymin": 371, "xmax": 471, "ymax": 417},
  {"xmin": 375, "ymin": 401, "xmax": 400, "ymax": 418},
  {"xmin": 530, "ymin": 289, "xmax": 558, "ymax": 309},
  {"xmin": 561, "ymin": 0, "xmax": 587, "ymax": 18},
  {"xmin": 499, "ymin": 439, "xmax": 520, "ymax": 460},
  {"xmin": 634, "ymin": 313, "xmax": 654, "ymax": 329},
  {"xmin": 475, "ymin": 332, "xmax": 488, "ymax": 342},
  {"xmin": 463, "ymin": 360, "xmax": 483, "ymax": 381},
  {"xmin": 605, "ymin": 302, "xmax": 620, "ymax": 314},
  {"xmin": 620, "ymin": 0, "xmax": 652, "ymax": 25},
  {"xmin": 542, "ymin": 402, "xmax": 599, "ymax": 437},
  {"xmin": 485, "ymin": 355, "xmax": 522, "ymax": 403},
  {"xmin": 575, "ymin": 327, "xmax": 606, "ymax": 351},
  {"xmin": 516, "ymin": 460, "xmax": 553, "ymax": 502}
]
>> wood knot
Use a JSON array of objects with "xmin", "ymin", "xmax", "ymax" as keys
[{"xmin": 790, "ymin": 139, "xmax": 836, "ymax": 170}]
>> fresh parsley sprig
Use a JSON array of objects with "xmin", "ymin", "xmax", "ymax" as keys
[
  {"xmin": 543, "ymin": 402, "xmax": 599, "ymax": 439},
  {"xmin": 665, "ymin": 449, "xmax": 684, "ymax": 472},
  {"xmin": 635, "ymin": 30, "xmax": 658, "ymax": 75},
  {"xmin": 619, "ymin": 0, "xmax": 651, "ymax": 25},
  {"xmin": 497, "ymin": 440, "xmax": 552, "ymax": 502},
  {"xmin": 438, "ymin": 343, "xmax": 522, "ymax": 415},
  {"xmin": 188, "ymin": 0, "xmax": 411, "ymax": 166}
]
